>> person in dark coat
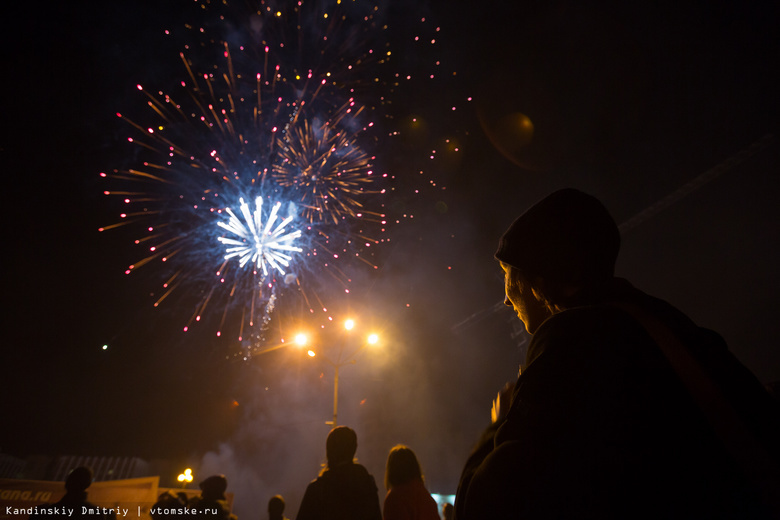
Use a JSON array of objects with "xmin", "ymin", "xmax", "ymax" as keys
[
  {"xmin": 296, "ymin": 426, "xmax": 382, "ymax": 520},
  {"xmin": 268, "ymin": 494, "xmax": 289, "ymax": 520},
  {"xmin": 29, "ymin": 466, "xmax": 111, "ymax": 519},
  {"xmin": 188, "ymin": 474, "xmax": 237, "ymax": 520},
  {"xmin": 454, "ymin": 188, "xmax": 780, "ymax": 520}
]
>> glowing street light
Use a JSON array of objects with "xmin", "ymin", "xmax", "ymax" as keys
[
  {"xmin": 308, "ymin": 317, "xmax": 382, "ymax": 427},
  {"xmin": 252, "ymin": 315, "xmax": 383, "ymax": 426},
  {"xmin": 250, "ymin": 331, "xmax": 310, "ymax": 357},
  {"xmin": 177, "ymin": 468, "xmax": 193, "ymax": 489}
]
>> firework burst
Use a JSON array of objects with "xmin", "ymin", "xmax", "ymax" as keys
[
  {"xmin": 99, "ymin": 0, "xmax": 401, "ymax": 349},
  {"xmin": 272, "ymin": 102, "xmax": 384, "ymax": 225},
  {"xmin": 218, "ymin": 197, "xmax": 302, "ymax": 275}
]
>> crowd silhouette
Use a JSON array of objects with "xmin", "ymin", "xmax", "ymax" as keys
[
  {"xmin": 24, "ymin": 190, "xmax": 780, "ymax": 520},
  {"xmin": 164, "ymin": 190, "xmax": 779, "ymax": 520}
]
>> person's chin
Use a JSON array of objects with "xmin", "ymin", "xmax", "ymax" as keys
[{"xmin": 523, "ymin": 318, "xmax": 540, "ymax": 335}]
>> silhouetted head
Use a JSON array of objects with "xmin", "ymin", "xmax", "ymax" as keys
[
  {"xmin": 268, "ymin": 495, "xmax": 285, "ymax": 518},
  {"xmin": 199, "ymin": 474, "xmax": 228, "ymax": 500},
  {"xmin": 496, "ymin": 189, "xmax": 620, "ymax": 333},
  {"xmin": 495, "ymin": 188, "xmax": 620, "ymax": 297},
  {"xmin": 65, "ymin": 466, "xmax": 93, "ymax": 493},
  {"xmin": 326, "ymin": 426, "xmax": 358, "ymax": 467},
  {"xmin": 384, "ymin": 444, "xmax": 424, "ymax": 490}
]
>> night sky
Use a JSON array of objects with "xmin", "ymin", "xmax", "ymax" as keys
[{"xmin": 3, "ymin": 0, "xmax": 779, "ymax": 517}]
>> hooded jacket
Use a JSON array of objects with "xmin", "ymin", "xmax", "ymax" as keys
[
  {"xmin": 455, "ymin": 278, "xmax": 780, "ymax": 520},
  {"xmin": 296, "ymin": 462, "xmax": 382, "ymax": 520}
]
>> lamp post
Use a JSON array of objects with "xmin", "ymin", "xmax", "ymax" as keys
[
  {"xmin": 253, "ymin": 316, "xmax": 381, "ymax": 427},
  {"xmin": 311, "ymin": 318, "xmax": 380, "ymax": 427},
  {"xmin": 327, "ymin": 357, "xmax": 357, "ymax": 427}
]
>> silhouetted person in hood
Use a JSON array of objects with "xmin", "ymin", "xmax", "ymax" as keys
[
  {"xmin": 189, "ymin": 474, "xmax": 237, "ymax": 520},
  {"xmin": 454, "ymin": 189, "xmax": 780, "ymax": 520},
  {"xmin": 29, "ymin": 466, "xmax": 110, "ymax": 519},
  {"xmin": 296, "ymin": 426, "xmax": 382, "ymax": 520},
  {"xmin": 268, "ymin": 495, "xmax": 289, "ymax": 520}
]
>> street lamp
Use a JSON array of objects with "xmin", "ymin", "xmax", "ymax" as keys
[
  {"xmin": 177, "ymin": 468, "xmax": 193, "ymax": 489},
  {"xmin": 250, "ymin": 331, "xmax": 310, "ymax": 357},
  {"xmin": 309, "ymin": 317, "xmax": 380, "ymax": 427},
  {"xmin": 249, "ymin": 317, "xmax": 382, "ymax": 427}
]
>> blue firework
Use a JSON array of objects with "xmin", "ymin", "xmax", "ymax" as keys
[{"xmin": 218, "ymin": 197, "xmax": 303, "ymax": 276}]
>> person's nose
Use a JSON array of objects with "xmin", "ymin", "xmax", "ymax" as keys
[{"xmin": 504, "ymin": 295, "xmax": 512, "ymax": 307}]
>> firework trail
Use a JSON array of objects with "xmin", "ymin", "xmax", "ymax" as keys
[{"xmin": 98, "ymin": 0, "xmax": 405, "ymax": 353}]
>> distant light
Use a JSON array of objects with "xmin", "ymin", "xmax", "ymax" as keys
[
  {"xmin": 431, "ymin": 494, "xmax": 456, "ymax": 511},
  {"xmin": 344, "ymin": 319, "xmax": 355, "ymax": 331},
  {"xmin": 294, "ymin": 333, "xmax": 308, "ymax": 346},
  {"xmin": 177, "ymin": 468, "xmax": 193, "ymax": 484},
  {"xmin": 367, "ymin": 333, "xmax": 379, "ymax": 345},
  {"xmin": 307, "ymin": 350, "xmax": 316, "ymax": 357},
  {"xmin": 102, "ymin": 345, "xmax": 108, "ymax": 350}
]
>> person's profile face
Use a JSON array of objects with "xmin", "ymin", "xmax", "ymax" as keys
[{"xmin": 501, "ymin": 262, "xmax": 550, "ymax": 334}]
